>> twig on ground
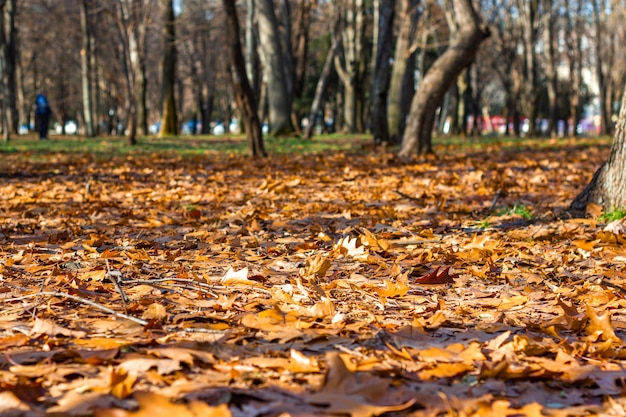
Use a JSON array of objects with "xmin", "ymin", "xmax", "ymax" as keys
[
  {"xmin": 394, "ymin": 190, "xmax": 420, "ymax": 202},
  {"xmin": 1, "ymin": 291, "xmax": 228, "ymax": 334},
  {"xmin": 105, "ymin": 259, "xmax": 129, "ymax": 309}
]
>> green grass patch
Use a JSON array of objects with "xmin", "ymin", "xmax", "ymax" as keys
[
  {"xmin": 0, "ymin": 133, "xmax": 372, "ymax": 157},
  {"xmin": 598, "ymin": 208, "xmax": 626, "ymax": 223},
  {"xmin": 496, "ymin": 204, "xmax": 533, "ymax": 220}
]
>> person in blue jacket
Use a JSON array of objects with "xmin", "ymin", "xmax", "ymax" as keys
[{"xmin": 35, "ymin": 92, "xmax": 52, "ymax": 139}]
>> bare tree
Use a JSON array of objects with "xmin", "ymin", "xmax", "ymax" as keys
[
  {"xmin": 334, "ymin": 0, "xmax": 366, "ymax": 133},
  {"xmin": 517, "ymin": 0, "xmax": 539, "ymax": 137},
  {"xmin": 80, "ymin": 0, "xmax": 95, "ymax": 137},
  {"xmin": 304, "ymin": 9, "xmax": 341, "ymax": 140},
  {"xmin": 160, "ymin": 0, "xmax": 178, "ymax": 136},
  {"xmin": 0, "ymin": 0, "xmax": 17, "ymax": 140},
  {"xmin": 388, "ymin": 0, "xmax": 421, "ymax": 142},
  {"xmin": 221, "ymin": 0, "xmax": 265, "ymax": 157},
  {"xmin": 371, "ymin": 0, "xmax": 395, "ymax": 144},
  {"xmin": 256, "ymin": 0, "xmax": 294, "ymax": 135},
  {"xmin": 399, "ymin": 0, "xmax": 489, "ymax": 157}
]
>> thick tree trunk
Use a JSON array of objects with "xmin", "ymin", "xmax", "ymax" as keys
[
  {"xmin": 371, "ymin": 0, "xmax": 395, "ymax": 144},
  {"xmin": 256, "ymin": 0, "xmax": 294, "ymax": 136},
  {"xmin": 399, "ymin": 0, "xmax": 489, "ymax": 158},
  {"xmin": 160, "ymin": 0, "xmax": 178, "ymax": 137},
  {"xmin": 0, "ymin": 0, "xmax": 17, "ymax": 136},
  {"xmin": 570, "ymin": 86, "xmax": 626, "ymax": 214},
  {"xmin": 80, "ymin": 0, "xmax": 95, "ymax": 137},
  {"xmin": 387, "ymin": 0, "xmax": 418, "ymax": 142},
  {"xmin": 222, "ymin": 0, "xmax": 266, "ymax": 157}
]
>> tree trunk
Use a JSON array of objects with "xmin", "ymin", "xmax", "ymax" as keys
[
  {"xmin": 570, "ymin": 85, "xmax": 626, "ymax": 214},
  {"xmin": 519, "ymin": 0, "xmax": 538, "ymax": 137},
  {"xmin": 222, "ymin": 0, "xmax": 266, "ymax": 157},
  {"xmin": 371, "ymin": 0, "xmax": 395, "ymax": 144},
  {"xmin": 245, "ymin": 0, "xmax": 256, "ymax": 88},
  {"xmin": 0, "ymin": 0, "xmax": 16, "ymax": 136},
  {"xmin": 160, "ymin": 0, "xmax": 178, "ymax": 136},
  {"xmin": 304, "ymin": 13, "xmax": 341, "ymax": 140},
  {"xmin": 291, "ymin": 0, "xmax": 311, "ymax": 128},
  {"xmin": 543, "ymin": 0, "xmax": 557, "ymax": 137},
  {"xmin": 398, "ymin": 0, "xmax": 489, "ymax": 158},
  {"xmin": 334, "ymin": 0, "xmax": 366, "ymax": 133},
  {"xmin": 256, "ymin": 0, "xmax": 294, "ymax": 136},
  {"xmin": 593, "ymin": 0, "xmax": 614, "ymax": 136},
  {"xmin": 80, "ymin": 0, "xmax": 95, "ymax": 137},
  {"xmin": 387, "ymin": 0, "xmax": 418, "ymax": 142}
]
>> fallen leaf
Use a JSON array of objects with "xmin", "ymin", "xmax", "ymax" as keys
[{"xmin": 413, "ymin": 266, "xmax": 457, "ymax": 284}]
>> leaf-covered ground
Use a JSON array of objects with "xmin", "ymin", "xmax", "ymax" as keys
[{"xmin": 2, "ymin": 137, "xmax": 626, "ymax": 416}]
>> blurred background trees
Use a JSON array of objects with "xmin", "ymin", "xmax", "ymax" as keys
[{"xmin": 0, "ymin": 0, "xmax": 623, "ymax": 151}]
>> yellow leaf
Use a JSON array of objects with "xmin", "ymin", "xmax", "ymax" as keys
[
  {"xmin": 141, "ymin": 303, "xmax": 168, "ymax": 321},
  {"xmin": 585, "ymin": 303, "xmax": 621, "ymax": 343}
]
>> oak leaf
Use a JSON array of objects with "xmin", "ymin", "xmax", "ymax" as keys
[{"xmin": 413, "ymin": 266, "xmax": 457, "ymax": 284}]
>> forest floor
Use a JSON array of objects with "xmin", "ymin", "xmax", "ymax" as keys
[{"xmin": 1, "ymin": 135, "xmax": 625, "ymax": 416}]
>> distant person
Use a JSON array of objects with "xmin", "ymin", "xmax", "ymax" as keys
[{"xmin": 35, "ymin": 92, "xmax": 51, "ymax": 139}]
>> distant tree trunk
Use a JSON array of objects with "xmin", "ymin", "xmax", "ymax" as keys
[
  {"xmin": 256, "ymin": 0, "xmax": 294, "ymax": 136},
  {"xmin": 222, "ymin": 0, "xmax": 266, "ymax": 157},
  {"xmin": 80, "ymin": 0, "xmax": 95, "ymax": 137},
  {"xmin": 519, "ymin": 0, "xmax": 538, "ymax": 137},
  {"xmin": 291, "ymin": 0, "xmax": 311, "ymax": 128},
  {"xmin": 455, "ymin": 69, "xmax": 469, "ymax": 135},
  {"xmin": 334, "ymin": 0, "xmax": 366, "ymax": 133},
  {"xmin": 543, "ymin": 0, "xmax": 557, "ymax": 137},
  {"xmin": 399, "ymin": 0, "xmax": 489, "ymax": 158},
  {"xmin": 570, "ymin": 86, "xmax": 626, "ymax": 213},
  {"xmin": 371, "ymin": 0, "xmax": 395, "ymax": 144},
  {"xmin": 567, "ymin": 0, "xmax": 583, "ymax": 136},
  {"xmin": 387, "ymin": 0, "xmax": 418, "ymax": 142},
  {"xmin": 0, "ymin": 0, "xmax": 17, "ymax": 137},
  {"xmin": 160, "ymin": 0, "xmax": 178, "ymax": 136},
  {"xmin": 245, "ymin": 0, "xmax": 256, "ymax": 88},
  {"xmin": 0, "ymin": 0, "xmax": 9, "ymax": 141},
  {"xmin": 114, "ymin": 0, "xmax": 150, "ymax": 144},
  {"xmin": 304, "ymin": 13, "xmax": 341, "ymax": 140},
  {"xmin": 593, "ymin": 0, "xmax": 615, "ymax": 136}
]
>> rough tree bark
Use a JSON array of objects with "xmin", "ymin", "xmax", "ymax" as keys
[
  {"xmin": 569, "ymin": 86, "xmax": 626, "ymax": 214},
  {"xmin": 80, "ymin": 0, "xmax": 95, "ymax": 137},
  {"xmin": 387, "ymin": 0, "xmax": 417, "ymax": 141},
  {"xmin": 222, "ymin": 0, "xmax": 266, "ymax": 157},
  {"xmin": 0, "ymin": 0, "xmax": 17, "ymax": 139},
  {"xmin": 398, "ymin": 0, "xmax": 489, "ymax": 158},
  {"xmin": 256, "ymin": 0, "xmax": 294, "ymax": 136},
  {"xmin": 371, "ymin": 0, "xmax": 395, "ymax": 144},
  {"xmin": 160, "ymin": 0, "xmax": 178, "ymax": 137}
]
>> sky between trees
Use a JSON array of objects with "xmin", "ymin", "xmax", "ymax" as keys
[{"xmin": 0, "ymin": 0, "xmax": 622, "ymax": 149}]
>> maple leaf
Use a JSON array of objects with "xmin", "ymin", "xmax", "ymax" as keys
[{"xmin": 413, "ymin": 266, "xmax": 457, "ymax": 284}]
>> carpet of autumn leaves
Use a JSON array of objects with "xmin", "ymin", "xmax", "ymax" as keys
[{"xmin": 3, "ymin": 137, "xmax": 626, "ymax": 416}]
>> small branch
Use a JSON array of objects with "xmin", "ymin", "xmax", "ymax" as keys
[
  {"xmin": 2, "ymin": 291, "xmax": 148, "ymax": 326},
  {"xmin": 105, "ymin": 259, "xmax": 129, "ymax": 309},
  {"xmin": 394, "ymin": 190, "xmax": 420, "ymax": 202},
  {"xmin": 2, "ymin": 291, "xmax": 228, "ymax": 334}
]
